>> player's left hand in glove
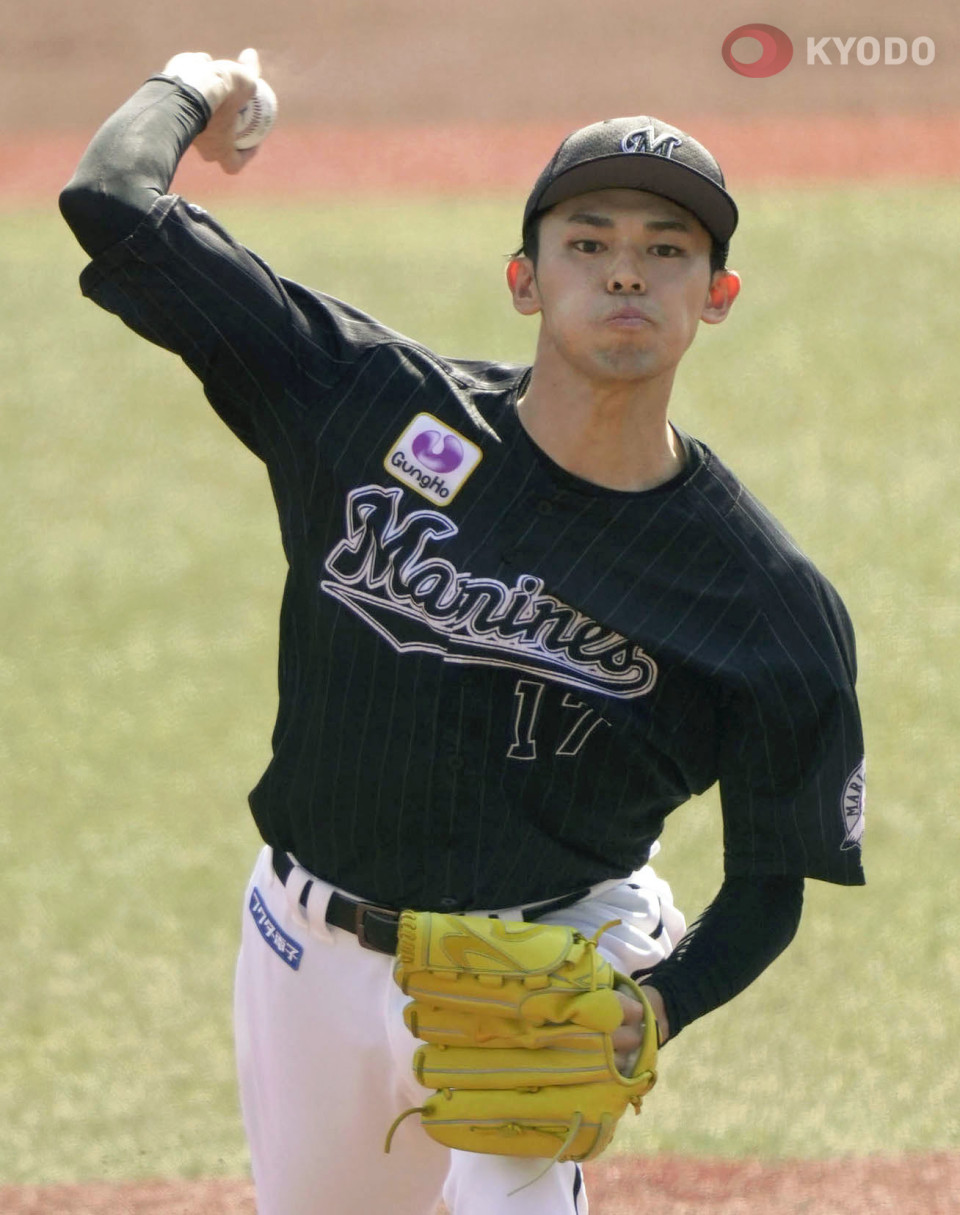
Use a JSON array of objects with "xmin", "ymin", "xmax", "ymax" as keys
[
  {"xmin": 161, "ymin": 48, "xmax": 260, "ymax": 174},
  {"xmin": 386, "ymin": 912, "xmax": 658, "ymax": 1173}
]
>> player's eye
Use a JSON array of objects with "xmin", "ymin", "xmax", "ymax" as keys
[
  {"xmin": 571, "ymin": 239, "xmax": 604, "ymax": 254},
  {"xmin": 650, "ymin": 244, "xmax": 685, "ymax": 258}
]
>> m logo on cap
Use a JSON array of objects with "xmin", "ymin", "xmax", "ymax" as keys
[{"xmin": 621, "ymin": 128, "xmax": 683, "ymax": 159}]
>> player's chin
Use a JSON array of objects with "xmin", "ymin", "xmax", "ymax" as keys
[{"xmin": 592, "ymin": 344, "xmax": 663, "ymax": 381}]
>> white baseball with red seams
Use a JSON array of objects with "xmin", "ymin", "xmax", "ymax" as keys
[{"xmin": 235, "ymin": 77, "xmax": 277, "ymax": 149}]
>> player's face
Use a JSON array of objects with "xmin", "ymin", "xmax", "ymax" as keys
[{"xmin": 509, "ymin": 189, "xmax": 739, "ymax": 386}]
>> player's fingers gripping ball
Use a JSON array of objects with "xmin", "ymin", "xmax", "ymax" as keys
[
  {"xmin": 234, "ymin": 77, "xmax": 277, "ymax": 150},
  {"xmin": 387, "ymin": 913, "xmax": 658, "ymax": 1168}
]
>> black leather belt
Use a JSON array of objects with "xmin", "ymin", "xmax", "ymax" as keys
[
  {"xmin": 272, "ymin": 848, "xmax": 402, "ymax": 954},
  {"xmin": 271, "ymin": 849, "xmax": 589, "ymax": 957}
]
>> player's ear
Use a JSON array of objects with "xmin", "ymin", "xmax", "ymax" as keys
[
  {"xmin": 701, "ymin": 269, "xmax": 740, "ymax": 325},
  {"xmin": 507, "ymin": 257, "xmax": 542, "ymax": 316}
]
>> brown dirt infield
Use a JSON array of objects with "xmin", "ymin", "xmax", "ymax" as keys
[
  {"xmin": 6, "ymin": 113, "xmax": 960, "ymax": 211},
  {"xmin": 4, "ymin": 1152, "xmax": 960, "ymax": 1214}
]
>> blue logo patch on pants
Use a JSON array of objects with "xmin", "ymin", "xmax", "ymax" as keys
[{"xmin": 249, "ymin": 886, "xmax": 303, "ymax": 970}]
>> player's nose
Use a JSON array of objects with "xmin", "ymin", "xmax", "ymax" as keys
[{"xmin": 606, "ymin": 252, "xmax": 646, "ymax": 294}]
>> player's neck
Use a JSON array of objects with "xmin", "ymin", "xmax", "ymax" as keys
[{"xmin": 517, "ymin": 364, "xmax": 684, "ymax": 493}]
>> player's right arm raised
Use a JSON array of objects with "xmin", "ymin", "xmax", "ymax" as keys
[
  {"xmin": 58, "ymin": 49, "xmax": 314, "ymax": 464},
  {"xmin": 59, "ymin": 49, "xmax": 258, "ymax": 257}
]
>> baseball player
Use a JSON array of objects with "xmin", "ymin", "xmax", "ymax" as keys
[{"xmin": 60, "ymin": 48, "xmax": 865, "ymax": 1215}]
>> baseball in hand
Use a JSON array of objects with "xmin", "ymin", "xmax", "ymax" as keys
[{"xmin": 234, "ymin": 77, "xmax": 277, "ymax": 150}]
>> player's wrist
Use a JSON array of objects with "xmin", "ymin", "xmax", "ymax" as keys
[
  {"xmin": 146, "ymin": 75, "xmax": 213, "ymax": 125},
  {"xmin": 639, "ymin": 984, "xmax": 670, "ymax": 1046},
  {"xmin": 160, "ymin": 51, "xmax": 258, "ymax": 115}
]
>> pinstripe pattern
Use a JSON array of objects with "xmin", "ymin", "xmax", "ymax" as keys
[{"xmin": 80, "ymin": 197, "xmax": 865, "ymax": 909}]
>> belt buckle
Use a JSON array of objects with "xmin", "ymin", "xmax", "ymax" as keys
[{"xmin": 354, "ymin": 901, "xmax": 399, "ymax": 951}]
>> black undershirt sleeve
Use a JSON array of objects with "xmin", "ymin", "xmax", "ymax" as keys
[
  {"xmin": 642, "ymin": 874, "xmax": 804, "ymax": 1041},
  {"xmin": 59, "ymin": 76, "xmax": 211, "ymax": 258}
]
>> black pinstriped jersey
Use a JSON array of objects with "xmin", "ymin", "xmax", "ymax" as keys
[{"xmin": 78, "ymin": 194, "xmax": 865, "ymax": 910}]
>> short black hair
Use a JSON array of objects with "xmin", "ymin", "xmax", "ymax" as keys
[{"xmin": 514, "ymin": 211, "xmax": 729, "ymax": 275}]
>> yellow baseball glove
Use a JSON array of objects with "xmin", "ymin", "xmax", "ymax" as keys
[{"xmin": 385, "ymin": 911, "xmax": 658, "ymax": 1168}]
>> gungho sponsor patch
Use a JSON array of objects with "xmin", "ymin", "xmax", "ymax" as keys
[
  {"xmin": 840, "ymin": 759, "xmax": 866, "ymax": 851},
  {"xmin": 385, "ymin": 413, "xmax": 482, "ymax": 506},
  {"xmin": 249, "ymin": 886, "xmax": 303, "ymax": 970}
]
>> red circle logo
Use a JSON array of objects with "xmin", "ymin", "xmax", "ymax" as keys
[{"xmin": 722, "ymin": 24, "xmax": 794, "ymax": 77}]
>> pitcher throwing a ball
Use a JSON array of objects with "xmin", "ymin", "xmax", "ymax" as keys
[{"xmin": 60, "ymin": 47, "xmax": 865, "ymax": 1215}]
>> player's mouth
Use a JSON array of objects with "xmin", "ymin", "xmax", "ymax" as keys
[{"xmin": 605, "ymin": 306, "xmax": 654, "ymax": 326}]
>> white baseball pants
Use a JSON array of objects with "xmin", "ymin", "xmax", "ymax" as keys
[{"xmin": 234, "ymin": 845, "xmax": 684, "ymax": 1215}]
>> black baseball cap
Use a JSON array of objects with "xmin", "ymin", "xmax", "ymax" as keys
[{"xmin": 522, "ymin": 116, "xmax": 738, "ymax": 253}]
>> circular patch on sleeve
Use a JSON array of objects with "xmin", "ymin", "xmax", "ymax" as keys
[{"xmin": 841, "ymin": 759, "xmax": 866, "ymax": 851}]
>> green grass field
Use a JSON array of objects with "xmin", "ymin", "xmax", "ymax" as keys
[{"xmin": 2, "ymin": 185, "xmax": 958, "ymax": 1183}]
